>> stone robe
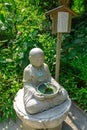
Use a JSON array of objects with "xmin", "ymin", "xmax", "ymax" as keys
[{"xmin": 23, "ymin": 63, "xmax": 68, "ymax": 114}]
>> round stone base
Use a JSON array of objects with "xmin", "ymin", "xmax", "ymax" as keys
[
  {"xmin": 23, "ymin": 122, "xmax": 62, "ymax": 130},
  {"xmin": 13, "ymin": 89, "xmax": 71, "ymax": 130}
]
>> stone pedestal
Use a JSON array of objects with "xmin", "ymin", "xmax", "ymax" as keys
[
  {"xmin": 13, "ymin": 89, "xmax": 71, "ymax": 130},
  {"xmin": 23, "ymin": 123, "xmax": 62, "ymax": 130},
  {"xmin": 23, "ymin": 122, "xmax": 62, "ymax": 130}
]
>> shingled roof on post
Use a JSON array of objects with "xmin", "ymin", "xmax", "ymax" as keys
[
  {"xmin": 46, "ymin": 5, "xmax": 77, "ymax": 16},
  {"xmin": 46, "ymin": 5, "xmax": 77, "ymax": 34}
]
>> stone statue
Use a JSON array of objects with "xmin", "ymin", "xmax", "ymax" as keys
[{"xmin": 23, "ymin": 48, "xmax": 68, "ymax": 114}]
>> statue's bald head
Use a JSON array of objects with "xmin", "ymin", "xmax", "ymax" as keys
[
  {"xmin": 29, "ymin": 48, "xmax": 44, "ymax": 68},
  {"xmin": 29, "ymin": 48, "xmax": 44, "ymax": 57}
]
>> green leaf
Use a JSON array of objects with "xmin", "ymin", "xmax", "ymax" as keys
[
  {"xmin": 0, "ymin": 14, "xmax": 5, "ymax": 23},
  {"xmin": 77, "ymin": 34, "xmax": 84, "ymax": 38},
  {"xmin": 4, "ymin": 3, "xmax": 12, "ymax": 12},
  {"xmin": 74, "ymin": 39, "xmax": 82, "ymax": 44}
]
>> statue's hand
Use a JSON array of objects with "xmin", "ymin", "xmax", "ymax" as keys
[{"xmin": 34, "ymin": 92, "xmax": 45, "ymax": 100}]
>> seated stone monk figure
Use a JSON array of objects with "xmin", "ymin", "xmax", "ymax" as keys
[{"xmin": 23, "ymin": 48, "xmax": 68, "ymax": 114}]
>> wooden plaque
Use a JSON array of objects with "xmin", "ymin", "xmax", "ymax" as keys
[{"xmin": 57, "ymin": 12, "xmax": 71, "ymax": 32}]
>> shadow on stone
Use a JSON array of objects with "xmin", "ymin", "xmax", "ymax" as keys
[
  {"xmin": 62, "ymin": 121, "xmax": 73, "ymax": 130},
  {"xmin": 68, "ymin": 103, "xmax": 87, "ymax": 130}
]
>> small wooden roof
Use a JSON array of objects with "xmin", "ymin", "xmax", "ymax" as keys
[{"xmin": 46, "ymin": 5, "xmax": 78, "ymax": 16}]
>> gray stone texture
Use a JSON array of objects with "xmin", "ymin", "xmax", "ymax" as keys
[
  {"xmin": 14, "ymin": 88, "xmax": 71, "ymax": 130},
  {"xmin": 0, "ymin": 102, "xmax": 87, "ymax": 130}
]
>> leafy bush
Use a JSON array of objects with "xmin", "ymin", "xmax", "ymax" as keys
[
  {"xmin": 0, "ymin": 61, "xmax": 22, "ymax": 122},
  {"xmin": 59, "ymin": 18, "xmax": 87, "ymax": 112},
  {"xmin": 0, "ymin": 0, "xmax": 56, "ymax": 122}
]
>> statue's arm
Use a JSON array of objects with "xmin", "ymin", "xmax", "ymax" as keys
[
  {"xmin": 23, "ymin": 67, "xmax": 36, "ymax": 94},
  {"xmin": 44, "ymin": 64, "xmax": 60, "ymax": 86},
  {"xmin": 50, "ymin": 77, "xmax": 63, "ymax": 89},
  {"xmin": 23, "ymin": 67, "xmax": 45, "ymax": 100}
]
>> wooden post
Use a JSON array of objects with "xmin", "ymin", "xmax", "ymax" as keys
[
  {"xmin": 55, "ymin": 33, "xmax": 62, "ymax": 82},
  {"xmin": 46, "ymin": 3, "xmax": 77, "ymax": 82}
]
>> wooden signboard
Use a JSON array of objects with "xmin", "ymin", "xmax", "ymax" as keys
[
  {"xmin": 46, "ymin": 6, "xmax": 77, "ymax": 34},
  {"xmin": 46, "ymin": 6, "xmax": 77, "ymax": 81}
]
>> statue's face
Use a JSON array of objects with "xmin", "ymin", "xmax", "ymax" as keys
[{"xmin": 30, "ymin": 54, "xmax": 44, "ymax": 68}]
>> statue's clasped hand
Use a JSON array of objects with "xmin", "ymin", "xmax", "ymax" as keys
[{"xmin": 34, "ymin": 92, "xmax": 45, "ymax": 100}]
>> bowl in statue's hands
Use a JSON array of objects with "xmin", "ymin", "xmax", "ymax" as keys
[{"xmin": 36, "ymin": 82, "xmax": 59, "ymax": 99}]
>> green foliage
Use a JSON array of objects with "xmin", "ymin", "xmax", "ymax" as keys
[
  {"xmin": 0, "ymin": 0, "xmax": 55, "ymax": 122},
  {"xmin": 60, "ymin": 72, "xmax": 87, "ymax": 112},
  {"xmin": 72, "ymin": 0, "xmax": 84, "ymax": 14},
  {"xmin": 0, "ymin": 61, "xmax": 22, "ymax": 122},
  {"xmin": 59, "ymin": 18, "xmax": 87, "ymax": 112},
  {"xmin": 26, "ymin": 0, "xmax": 58, "ymax": 11},
  {"xmin": 38, "ymin": 33, "xmax": 56, "ymax": 76},
  {"xmin": 61, "ymin": 19, "xmax": 87, "ymax": 85},
  {"xmin": 0, "ymin": 0, "xmax": 18, "ymax": 40}
]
